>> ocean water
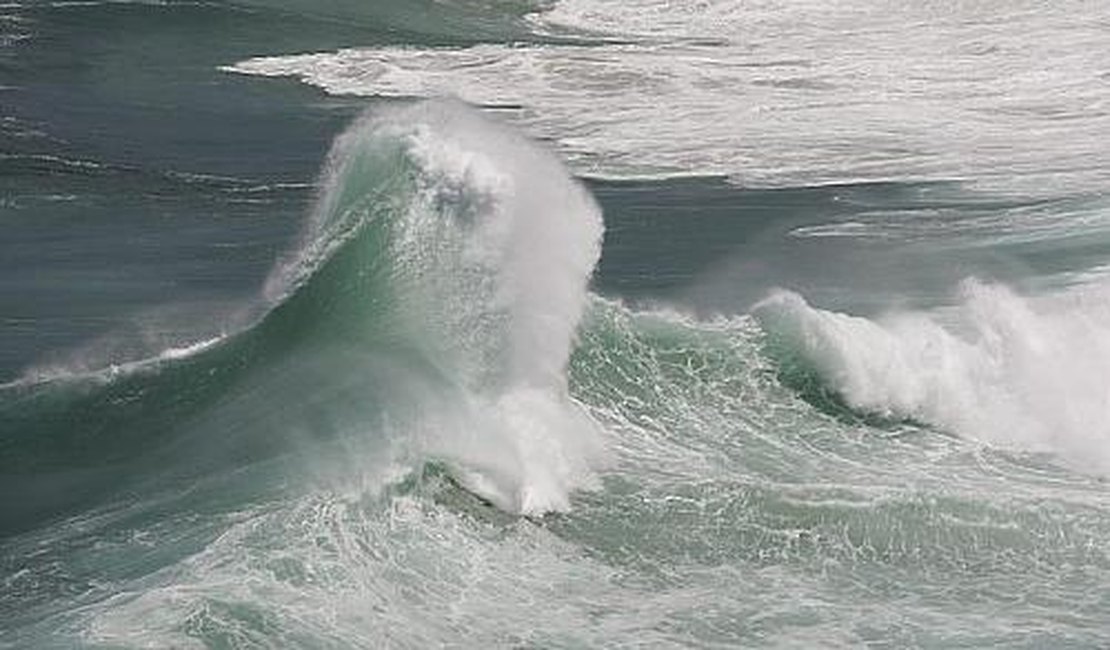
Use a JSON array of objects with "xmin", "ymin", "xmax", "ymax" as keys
[{"xmin": 4, "ymin": 1, "xmax": 1110, "ymax": 647}]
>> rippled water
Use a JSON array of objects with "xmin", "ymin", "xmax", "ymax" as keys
[{"xmin": 4, "ymin": 1, "xmax": 1110, "ymax": 647}]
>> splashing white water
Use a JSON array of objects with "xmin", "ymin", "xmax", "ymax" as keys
[
  {"xmin": 298, "ymin": 101, "xmax": 608, "ymax": 513},
  {"xmin": 754, "ymin": 279, "xmax": 1110, "ymax": 470}
]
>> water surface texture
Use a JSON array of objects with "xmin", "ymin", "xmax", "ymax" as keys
[{"xmin": 4, "ymin": 1, "xmax": 1110, "ymax": 647}]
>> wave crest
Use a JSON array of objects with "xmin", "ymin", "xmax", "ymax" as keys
[{"xmin": 289, "ymin": 100, "xmax": 607, "ymax": 512}]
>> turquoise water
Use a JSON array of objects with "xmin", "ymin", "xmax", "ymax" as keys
[{"xmin": 4, "ymin": 1, "xmax": 1110, "ymax": 647}]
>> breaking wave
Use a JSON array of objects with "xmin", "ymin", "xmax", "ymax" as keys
[
  {"xmin": 0, "ymin": 100, "xmax": 606, "ymax": 530},
  {"xmin": 755, "ymin": 279, "xmax": 1110, "ymax": 471}
]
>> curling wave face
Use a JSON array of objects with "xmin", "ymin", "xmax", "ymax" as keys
[
  {"xmin": 280, "ymin": 100, "xmax": 608, "ymax": 513},
  {"xmin": 0, "ymin": 100, "xmax": 605, "ymax": 533}
]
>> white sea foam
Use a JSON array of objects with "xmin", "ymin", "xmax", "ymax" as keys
[
  {"xmin": 223, "ymin": 0, "xmax": 1110, "ymax": 192},
  {"xmin": 79, "ymin": 491, "xmax": 633, "ymax": 648},
  {"xmin": 754, "ymin": 279, "xmax": 1110, "ymax": 471}
]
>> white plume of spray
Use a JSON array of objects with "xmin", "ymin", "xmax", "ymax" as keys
[
  {"xmin": 754, "ymin": 278, "xmax": 1110, "ymax": 471},
  {"xmin": 301, "ymin": 100, "xmax": 607, "ymax": 514}
]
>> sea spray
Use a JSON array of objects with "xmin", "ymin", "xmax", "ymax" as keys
[{"xmin": 280, "ymin": 100, "xmax": 608, "ymax": 513}]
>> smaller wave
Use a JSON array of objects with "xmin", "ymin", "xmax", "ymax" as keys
[{"xmin": 754, "ymin": 280, "xmax": 1110, "ymax": 471}]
